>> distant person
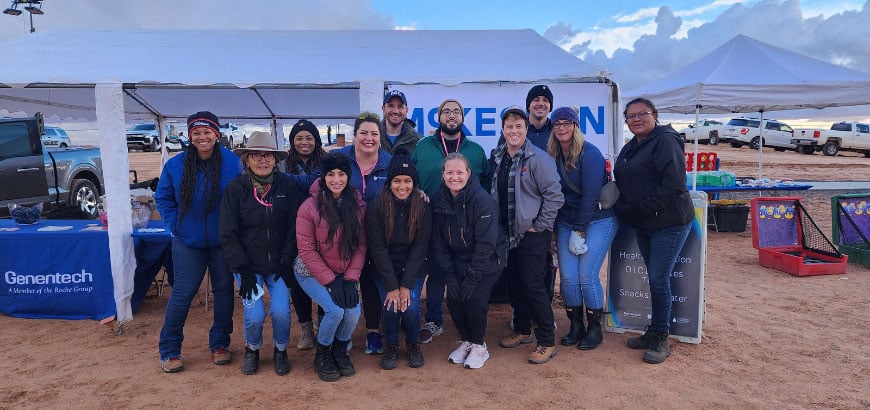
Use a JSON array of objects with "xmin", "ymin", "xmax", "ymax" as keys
[
  {"xmin": 335, "ymin": 113, "xmax": 392, "ymax": 356},
  {"xmin": 365, "ymin": 153, "xmax": 431, "ymax": 370},
  {"xmin": 614, "ymin": 97, "xmax": 693, "ymax": 364},
  {"xmin": 284, "ymin": 119, "xmax": 327, "ymax": 351},
  {"xmin": 380, "ymin": 90, "xmax": 422, "ymax": 155},
  {"xmin": 295, "ymin": 152, "xmax": 367, "ymax": 382},
  {"xmin": 491, "ymin": 107, "xmax": 564, "ymax": 365},
  {"xmin": 547, "ymin": 107, "xmax": 618, "ymax": 350},
  {"xmin": 219, "ymin": 131, "xmax": 306, "ymax": 375},
  {"xmin": 155, "ymin": 111, "xmax": 242, "ymax": 373},
  {"xmin": 430, "ymin": 153, "xmax": 507, "ymax": 369},
  {"xmin": 412, "ymin": 98, "xmax": 490, "ymax": 344}
]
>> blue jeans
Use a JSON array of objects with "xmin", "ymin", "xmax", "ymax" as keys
[
  {"xmin": 557, "ymin": 217, "xmax": 619, "ymax": 309},
  {"xmin": 234, "ymin": 273, "xmax": 291, "ymax": 351},
  {"xmin": 424, "ymin": 261, "xmax": 445, "ymax": 326},
  {"xmin": 375, "ymin": 278, "xmax": 424, "ymax": 345},
  {"xmin": 635, "ymin": 223, "xmax": 691, "ymax": 333},
  {"xmin": 295, "ymin": 271, "xmax": 360, "ymax": 346},
  {"xmin": 159, "ymin": 239, "xmax": 234, "ymax": 361}
]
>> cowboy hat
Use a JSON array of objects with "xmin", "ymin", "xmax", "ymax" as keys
[{"xmin": 234, "ymin": 131, "xmax": 288, "ymax": 161}]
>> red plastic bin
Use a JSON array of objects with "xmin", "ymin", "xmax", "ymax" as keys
[{"xmin": 750, "ymin": 197, "xmax": 847, "ymax": 276}]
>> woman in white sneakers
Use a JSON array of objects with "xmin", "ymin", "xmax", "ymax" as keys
[{"xmin": 430, "ymin": 153, "xmax": 507, "ymax": 369}]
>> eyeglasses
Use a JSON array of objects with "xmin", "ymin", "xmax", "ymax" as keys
[
  {"xmin": 440, "ymin": 109, "xmax": 463, "ymax": 117},
  {"xmin": 249, "ymin": 152, "xmax": 276, "ymax": 162},
  {"xmin": 553, "ymin": 121, "xmax": 574, "ymax": 129},
  {"xmin": 625, "ymin": 111, "xmax": 653, "ymax": 121}
]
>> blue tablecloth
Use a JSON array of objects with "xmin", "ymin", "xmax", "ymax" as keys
[
  {"xmin": 690, "ymin": 184, "xmax": 812, "ymax": 193},
  {"xmin": 0, "ymin": 219, "xmax": 115, "ymax": 320}
]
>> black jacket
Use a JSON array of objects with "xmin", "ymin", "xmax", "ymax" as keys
[
  {"xmin": 219, "ymin": 171, "xmax": 306, "ymax": 275},
  {"xmin": 430, "ymin": 176, "xmax": 507, "ymax": 279},
  {"xmin": 613, "ymin": 124, "xmax": 694, "ymax": 230},
  {"xmin": 365, "ymin": 193, "xmax": 432, "ymax": 291}
]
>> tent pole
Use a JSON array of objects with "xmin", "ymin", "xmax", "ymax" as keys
[
  {"xmin": 758, "ymin": 110, "xmax": 764, "ymax": 180},
  {"xmin": 692, "ymin": 104, "xmax": 700, "ymax": 191}
]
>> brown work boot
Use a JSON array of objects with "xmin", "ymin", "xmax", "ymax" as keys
[
  {"xmin": 499, "ymin": 332, "xmax": 533, "ymax": 348},
  {"xmin": 211, "ymin": 347, "xmax": 232, "ymax": 365},
  {"xmin": 528, "ymin": 345, "xmax": 557, "ymax": 364},
  {"xmin": 161, "ymin": 357, "xmax": 184, "ymax": 373}
]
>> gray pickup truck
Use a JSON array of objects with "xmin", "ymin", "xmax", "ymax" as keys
[{"xmin": 0, "ymin": 114, "xmax": 104, "ymax": 217}]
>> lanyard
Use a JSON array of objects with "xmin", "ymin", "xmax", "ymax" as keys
[
  {"xmin": 253, "ymin": 185, "xmax": 272, "ymax": 208},
  {"xmin": 440, "ymin": 133, "xmax": 461, "ymax": 156},
  {"xmin": 356, "ymin": 156, "xmax": 378, "ymax": 196}
]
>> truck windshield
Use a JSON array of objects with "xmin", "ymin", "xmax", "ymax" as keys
[{"xmin": 131, "ymin": 124, "xmax": 156, "ymax": 131}]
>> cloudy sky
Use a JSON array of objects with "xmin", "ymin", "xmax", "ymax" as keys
[{"xmin": 1, "ymin": 0, "xmax": 868, "ymax": 123}]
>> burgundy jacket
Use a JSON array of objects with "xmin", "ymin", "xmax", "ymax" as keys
[{"xmin": 296, "ymin": 182, "xmax": 367, "ymax": 285}]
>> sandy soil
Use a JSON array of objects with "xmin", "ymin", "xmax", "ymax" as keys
[{"xmin": 1, "ymin": 144, "xmax": 868, "ymax": 409}]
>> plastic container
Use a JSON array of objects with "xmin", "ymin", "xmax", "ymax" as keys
[
  {"xmin": 711, "ymin": 204, "xmax": 749, "ymax": 232},
  {"xmin": 7, "ymin": 202, "xmax": 43, "ymax": 225}
]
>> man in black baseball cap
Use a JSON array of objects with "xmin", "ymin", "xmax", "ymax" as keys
[{"xmin": 380, "ymin": 89, "xmax": 422, "ymax": 155}]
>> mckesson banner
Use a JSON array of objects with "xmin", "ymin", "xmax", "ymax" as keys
[
  {"xmin": 389, "ymin": 81, "xmax": 620, "ymax": 158},
  {"xmin": 0, "ymin": 221, "xmax": 115, "ymax": 321},
  {"xmin": 605, "ymin": 191, "xmax": 708, "ymax": 344}
]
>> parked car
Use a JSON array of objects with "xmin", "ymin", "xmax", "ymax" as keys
[
  {"xmin": 678, "ymin": 119, "xmax": 725, "ymax": 145},
  {"xmin": 126, "ymin": 123, "xmax": 186, "ymax": 152},
  {"xmin": 1, "ymin": 114, "xmax": 105, "ymax": 217},
  {"xmin": 42, "ymin": 126, "xmax": 72, "ymax": 148},
  {"xmin": 722, "ymin": 117, "xmax": 795, "ymax": 151},
  {"xmin": 219, "ymin": 122, "xmax": 245, "ymax": 149},
  {"xmin": 791, "ymin": 121, "xmax": 870, "ymax": 157}
]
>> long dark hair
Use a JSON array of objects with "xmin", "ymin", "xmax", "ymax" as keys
[
  {"xmin": 316, "ymin": 172, "xmax": 362, "ymax": 260},
  {"xmin": 375, "ymin": 183, "xmax": 426, "ymax": 243},
  {"xmin": 180, "ymin": 144, "xmax": 223, "ymax": 217}
]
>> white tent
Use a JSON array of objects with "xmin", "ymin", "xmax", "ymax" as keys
[
  {"xmin": 623, "ymin": 34, "xmax": 870, "ymax": 183},
  {"xmin": 0, "ymin": 29, "xmax": 607, "ymax": 325}
]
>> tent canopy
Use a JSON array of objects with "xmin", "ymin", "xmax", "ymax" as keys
[
  {"xmin": 0, "ymin": 29, "xmax": 597, "ymax": 121},
  {"xmin": 624, "ymin": 34, "xmax": 870, "ymax": 114}
]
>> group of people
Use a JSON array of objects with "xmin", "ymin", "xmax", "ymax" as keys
[{"xmin": 153, "ymin": 85, "xmax": 693, "ymax": 380}]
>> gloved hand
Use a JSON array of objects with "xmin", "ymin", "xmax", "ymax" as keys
[
  {"xmin": 274, "ymin": 265, "xmax": 293, "ymax": 287},
  {"xmin": 460, "ymin": 268, "xmax": 481, "ymax": 302},
  {"xmin": 327, "ymin": 275, "xmax": 346, "ymax": 307},
  {"xmin": 446, "ymin": 274, "xmax": 460, "ymax": 301},
  {"xmin": 342, "ymin": 279, "xmax": 359, "ymax": 308},
  {"xmin": 569, "ymin": 231, "xmax": 588, "ymax": 255},
  {"xmin": 239, "ymin": 273, "xmax": 258, "ymax": 300}
]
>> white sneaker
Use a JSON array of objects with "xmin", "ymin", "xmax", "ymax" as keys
[
  {"xmin": 463, "ymin": 343, "xmax": 490, "ymax": 369},
  {"xmin": 448, "ymin": 341, "xmax": 473, "ymax": 364}
]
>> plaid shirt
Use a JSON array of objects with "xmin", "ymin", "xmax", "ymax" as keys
[{"xmin": 491, "ymin": 142, "xmax": 526, "ymax": 249}]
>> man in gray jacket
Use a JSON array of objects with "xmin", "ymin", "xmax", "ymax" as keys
[
  {"xmin": 380, "ymin": 90, "xmax": 422, "ymax": 155},
  {"xmin": 490, "ymin": 106, "xmax": 564, "ymax": 365}
]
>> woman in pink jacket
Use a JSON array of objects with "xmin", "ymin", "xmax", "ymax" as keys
[{"xmin": 294, "ymin": 152, "xmax": 367, "ymax": 382}]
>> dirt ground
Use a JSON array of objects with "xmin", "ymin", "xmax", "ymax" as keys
[{"xmin": 1, "ymin": 143, "xmax": 868, "ymax": 409}]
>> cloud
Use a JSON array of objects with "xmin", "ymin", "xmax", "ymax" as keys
[{"xmin": 547, "ymin": 0, "xmax": 870, "ymax": 90}]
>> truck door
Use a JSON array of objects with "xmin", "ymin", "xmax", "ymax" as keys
[{"xmin": 0, "ymin": 120, "xmax": 50, "ymax": 205}]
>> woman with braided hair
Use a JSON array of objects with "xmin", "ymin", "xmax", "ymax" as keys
[{"xmin": 155, "ymin": 111, "xmax": 243, "ymax": 373}]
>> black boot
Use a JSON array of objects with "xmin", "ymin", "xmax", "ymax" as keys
[
  {"xmin": 578, "ymin": 308, "xmax": 603, "ymax": 350},
  {"xmin": 626, "ymin": 326, "xmax": 656, "ymax": 350},
  {"xmin": 241, "ymin": 346, "xmax": 259, "ymax": 375},
  {"xmin": 380, "ymin": 343, "xmax": 399, "ymax": 370},
  {"xmin": 314, "ymin": 342, "xmax": 340, "ymax": 382},
  {"xmin": 407, "ymin": 342, "xmax": 425, "ymax": 368},
  {"xmin": 560, "ymin": 306, "xmax": 586, "ymax": 346},
  {"xmin": 274, "ymin": 347, "xmax": 291, "ymax": 376},
  {"xmin": 331, "ymin": 339, "xmax": 355, "ymax": 377},
  {"xmin": 642, "ymin": 331, "xmax": 671, "ymax": 364}
]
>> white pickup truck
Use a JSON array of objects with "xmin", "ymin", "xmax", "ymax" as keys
[
  {"xmin": 678, "ymin": 119, "xmax": 725, "ymax": 145},
  {"xmin": 791, "ymin": 121, "xmax": 870, "ymax": 157}
]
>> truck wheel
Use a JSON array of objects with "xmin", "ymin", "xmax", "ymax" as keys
[
  {"xmin": 708, "ymin": 131, "xmax": 720, "ymax": 145},
  {"xmin": 730, "ymin": 141, "xmax": 742, "ymax": 148},
  {"xmin": 864, "ymin": 151, "xmax": 870, "ymax": 158},
  {"xmin": 72, "ymin": 179, "xmax": 99, "ymax": 218},
  {"xmin": 60, "ymin": 143, "xmax": 68, "ymax": 148},
  {"xmin": 750, "ymin": 137, "xmax": 763, "ymax": 150},
  {"xmin": 823, "ymin": 142, "xmax": 839, "ymax": 156}
]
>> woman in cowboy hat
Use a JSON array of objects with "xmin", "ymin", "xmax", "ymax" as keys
[{"xmin": 219, "ymin": 130, "xmax": 307, "ymax": 376}]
